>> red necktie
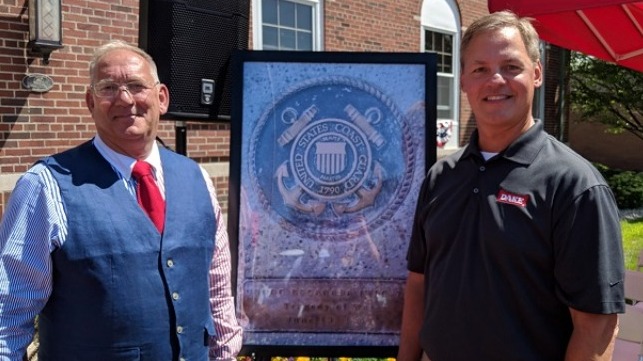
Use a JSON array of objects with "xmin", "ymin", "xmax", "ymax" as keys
[{"xmin": 132, "ymin": 160, "xmax": 165, "ymax": 233}]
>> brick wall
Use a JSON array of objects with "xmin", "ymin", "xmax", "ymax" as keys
[
  {"xmin": 0, "ymin": 0, "xmax": 232, "ymax": 219},
  {"xmin": 2, "ymin": 0, "xmax": 580, "ymax": 221},
  {"xmin": 324, "ymin": 0, "xmax": 421, "ymax": 52},
  {"xmin": 542, "ymin": 45, "xmax": 570, "ymax": 141},
  {"xmin": 569, "ymin": 117, "xmax": 643, "ymax": 171}
]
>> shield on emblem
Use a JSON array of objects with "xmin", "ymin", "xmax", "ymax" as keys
[{"xmin": 315, "ymin": 142, "xmax": 347, "ymax": 175}]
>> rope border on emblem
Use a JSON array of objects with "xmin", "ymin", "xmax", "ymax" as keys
[{"xmin": 248, "ymin": 75, "xmax": 416, "ymax": 241}]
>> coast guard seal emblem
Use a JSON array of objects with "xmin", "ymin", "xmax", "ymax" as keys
[{"xmin": 249, "ymin": 76, "xmax": 416, "ymax": 240}]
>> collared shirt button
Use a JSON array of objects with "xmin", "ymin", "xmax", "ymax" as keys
[
  {"xmin": 166, "ymin": 259, "xmax": 174, "ymax": 267},
  {"xmin": 176, "ymin": 325, "xmax": 183, "ymax": 334},
  {"xmin": 473, "ymin": 188, "xmax": 479, "ymax": 194},
  {"xmin": 172, "ymin": 292, "xmax": 180, "ymax": 300},
  {"xmin": 479, "ymin": 166, "xmax": 486, "ymax": 172}
]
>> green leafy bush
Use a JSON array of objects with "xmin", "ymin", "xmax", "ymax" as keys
[
  {"xmin": 592, "ymin": 163, "xmax": 643, "ymax": 209},
  {"xmin": 608, "ymin": 171, "xmax": 643, "ymax": 209}
]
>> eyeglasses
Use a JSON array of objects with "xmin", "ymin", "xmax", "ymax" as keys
[{"xmin": 91, "ymin": 80, "xmax": 159, "ymax": 99}]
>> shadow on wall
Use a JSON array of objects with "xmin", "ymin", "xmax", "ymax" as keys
[
  {"xmin": 0, "ymin": 9, "xmax": 36, "ymax": 151},
  {"xmin": 1, "ymin": 8, "xmax": 43, "ymax": 219},
  {"xmin": 568, "ymin": 119, "xmax": 643, "ymax": 172}
]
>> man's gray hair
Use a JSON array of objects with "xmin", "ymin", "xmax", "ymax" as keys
[{"xmin": 88, "ymin": 40, "xmax": 160, "ymax": 84}]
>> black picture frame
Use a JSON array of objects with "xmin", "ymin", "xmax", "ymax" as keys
[{"xmin": 228, "ymin": 50, "xmax": 437, "ymax": 358}]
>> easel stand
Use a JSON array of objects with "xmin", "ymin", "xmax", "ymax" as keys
[{"xmin": 175, "ymin": 121, "xmax": 187, "ymax": 155}]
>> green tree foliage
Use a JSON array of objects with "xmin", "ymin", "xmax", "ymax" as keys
[{"xmin": 569, "ymin": 52, "xmax": 643, "ymax": 141}]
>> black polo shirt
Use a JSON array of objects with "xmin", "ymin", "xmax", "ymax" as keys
[{"xmin": 407, "ymin": 120, "xmax": 625, "ymax": 361}]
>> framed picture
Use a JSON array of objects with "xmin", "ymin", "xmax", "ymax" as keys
[{"xmin": 228, "ymin": 50, "xmax": 437, "ymax": 357}]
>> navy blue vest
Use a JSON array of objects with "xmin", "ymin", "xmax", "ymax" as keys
[{"xmin": 38, "ymin": 141, "xmax": 216, "ymax": 361}]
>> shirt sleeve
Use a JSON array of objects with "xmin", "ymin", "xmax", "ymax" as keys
[
  {"xmin": 0, "ymin": 165, "xmax": 63, "ymax": 360},
  {"xmin": 200, "ymin": 168, "xmax": 243, "ymax": 360},
  {"xmin": 553, "ymin": 184, "xmax": 625, "ymax": 314}
]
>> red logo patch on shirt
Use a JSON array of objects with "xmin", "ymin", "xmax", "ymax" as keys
[{"xmin": 496, "ymin": 189, "xmax": 529, "ymax": 208}]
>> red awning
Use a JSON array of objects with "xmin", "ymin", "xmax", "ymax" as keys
[{"xmin": 488, "ymin": 0, "xmax": 643, "ymax": 72}]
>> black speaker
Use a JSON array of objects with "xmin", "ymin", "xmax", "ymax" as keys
[{"xmin": 140, "ymin": 0, "xmax": 249, "ymax": 121}]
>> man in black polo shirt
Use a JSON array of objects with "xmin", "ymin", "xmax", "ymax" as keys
[{"xmin": 397, "ymin": 10, "xmax": 625, "ymax": 361}]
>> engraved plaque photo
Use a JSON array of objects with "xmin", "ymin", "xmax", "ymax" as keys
[{"xmin": 228, "ymin": 50, "xmax": 437, "ymax": 356}]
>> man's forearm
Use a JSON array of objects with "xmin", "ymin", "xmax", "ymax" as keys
[
  {"xmin": 565, "ymin": 309, "xmax": 618, "ymax": 361},
  {"xmin": 397, "ymin": 272, "xmax": 425, "ymax": 361}
]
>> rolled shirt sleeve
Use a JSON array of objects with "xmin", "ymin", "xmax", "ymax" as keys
[
  {"xmin": 201, "ymin": 168, "xmax": 243, "ymax": 360},
  {"xmin": 0, "ymin": 165, "xmax": 63, "ymax": 360}
]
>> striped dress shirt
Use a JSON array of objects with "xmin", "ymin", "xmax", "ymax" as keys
[{"xmin": 0, "ymin": 136, "xmax": 242, "ymax": 361}]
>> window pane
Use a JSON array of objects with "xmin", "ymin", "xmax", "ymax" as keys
[
  {"xmin": 279, "ymin": 0, "xmax": 296, "ymax": 28},
  {"xmin": 296, "ymin": 3, "xmax": 312, "ymax": 30},
  {"xmin": 260, "ymin": 0, "xmax": 316, "ymax": 51},
  {"xmin": 444, "ymin": 34, "xmax": 453, "ymax": 53},
  {"xmin": 437, "ymin": 54, "xmax": 444, "ymax": 73},
  {"xmin": 437, "ymin": 76, "xmax": 453, "ymax": 119},
  {"xmin": 424, "ymin": 30, "xmax": 454, "ymax": 75},
  {"xmin": 425, "ymin": 31, "xmax": 433, "ymax": 51},
  {"xmin": 437, "ymin": 108, "xmax": 452, "ymax": 119},
  {"xmin": 297, "ymin": 31, "xmax": 312, "ymax": 50},
  {"xmin": 263, "ymin": 0, "xmax": 278, "ymax": 25},
  {"xmin": 263, "ymin": 26, "xmax": 278, "ymax": 49},
  {"xmin": 435, "ymin": 33, "xmax": 444, "ymax": 52},
  {"xmin": 280, "ymin": 28, "xmax": 296, "ymax": 50},
  {"xmin": 442, "ymin": 54, "xmax": 452, "ymax": 73}
]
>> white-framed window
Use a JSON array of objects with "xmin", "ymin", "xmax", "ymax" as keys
[
  {"xmin": 425, "ymin": 31, "xmax": 454, "ymax": 121},
  {"xmin": 421, "ymin": 0, "xmax": 460, "ymax": 150},
  {"xmin": 252, "ymin": 0, "xmax": 323, "ymax": 51}
]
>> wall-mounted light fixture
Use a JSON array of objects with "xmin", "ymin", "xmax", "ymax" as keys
[{"xmin": 28, "ymin": 0, "xmax": 63, "ymax": 64}]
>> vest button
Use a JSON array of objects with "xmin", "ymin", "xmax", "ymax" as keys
[
  {"xmin": 167, "ymin": 259, "xmax": 174, "ymax": 267},
  {"xmin": 176, "ymin": 325, "xmax": 184, "ymax": 334},
  {"xmin": 172, "ymin": 292, "xmax": 180, "ymax": 300}
]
